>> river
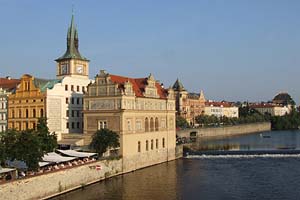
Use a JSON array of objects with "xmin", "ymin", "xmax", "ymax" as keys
[{"xmin": 52, "ymin": 130, "xmax": 300, "ymax": 200}]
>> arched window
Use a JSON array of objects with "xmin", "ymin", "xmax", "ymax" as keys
[
  {"xmin": 156, "ymin": 139, "xmax": 159, "ymax": 149},
  {"xmin": 146, "ymin": 140, "xmax": 149, "ymax": 151},
  {"xmin": 155, "ymin": 117, "xmax": 159, "ymax": 131},
  {"xmin": 40, "ymin": 109, "xmax": 44, "ymax": 117},
  {"xmin": 151, "ymin": 139, "xmax": 153, "ymax": 150},
  {"xmin": 138, "ymin": 141, "xmax": 141, "ymax": 153},
  {"xmin": 33, "ymin": 109, "xmax": 36, "ymax": 118},
  {"xmin": 150, "ymin": 118, "xmax": 154, "ymax": 132},
  {"xmin": 145, "ymin": 118, "xmax": 149, "ymax": 132},
  {"xmin": 162, "ymin": 138, "xmax": 165, "ymax": 148}
]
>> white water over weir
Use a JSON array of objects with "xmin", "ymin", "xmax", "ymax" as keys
[{"xmin": 186, "ymin": 153, "xmax": 300, "ymax": 159}]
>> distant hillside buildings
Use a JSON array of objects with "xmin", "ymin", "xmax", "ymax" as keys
[
  {"xmin": 249, "ymin": 93, "xmax": 294, "ymax": 116},
  {"xmin": 172, "ymin": 79, "xmax": 239, "ymax": 124}
]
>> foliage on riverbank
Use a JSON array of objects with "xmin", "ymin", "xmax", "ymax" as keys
[
  {"xmin": 270, "ymin": 109, "xmax": 300, "ymax": 130},
  {"xmin": 0, "ymin": 118, "xmax": 57, "ymax": 171},
  {"xmin": 194, "ymin": 106, "xmax": 267, "ymax": 127}
]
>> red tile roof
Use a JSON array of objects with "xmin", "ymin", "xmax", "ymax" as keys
[
  {"xmin": 0, "ymin": 78, "xmax": 20, "ymax": 91},
  {"xmin": 109, "ymin": 74, "xmax": 168, "ymax": 99},
  {"xmin": 205, "ymin": 101, "xmax": 233, "ymax": 108}
]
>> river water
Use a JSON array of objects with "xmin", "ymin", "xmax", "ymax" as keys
[{"xmin": 52, "ymin": 130, "xmax": 300, "ymax": 200}]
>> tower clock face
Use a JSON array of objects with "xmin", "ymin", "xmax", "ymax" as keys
[{"xmin": 76, "ymin": 65, "xmax": 83, "ymax": 74}]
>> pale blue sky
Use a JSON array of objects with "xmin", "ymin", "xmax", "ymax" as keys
[{"xmin": 0, "ymin": 0, "xmax": 300, "ymax": 103}]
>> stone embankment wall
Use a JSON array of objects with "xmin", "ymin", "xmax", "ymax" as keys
[
  {"xmin": 0, "ymin": 159, "xmax": 122, "ymax": 200},
  {"xmin": 177, "ymin": 122, "xmax": 271, "ymax": 139}
]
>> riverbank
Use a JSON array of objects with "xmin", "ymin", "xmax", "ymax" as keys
[
  {"xmin": 0, "ymin": 145, "xmax": 183, "ymax": 200},
  {"xmin": 177, "ymin": 122, "xmax": 271, "ymax": 140}
]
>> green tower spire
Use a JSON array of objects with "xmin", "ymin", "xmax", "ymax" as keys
[{"xmin": 56, "ymin": 14, "xmax": 88, "ymax": 61}]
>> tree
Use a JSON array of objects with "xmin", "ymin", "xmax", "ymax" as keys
[
  {"xmin": 1, "ymin": 130, "xmax": 44, "ymax": 171},
  {"xmin": 176, "ymin": 116, "xmax": 189, "ymax": 128},
  {"xmin": 89, "ymin": 128, "xmax": 120, "ymax": 156},
  {"xmin": 35, "ymin": 117, "xmax": 57, "ymax": 153}
]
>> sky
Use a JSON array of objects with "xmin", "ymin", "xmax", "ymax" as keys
[{"xmin": 0, "ymin": 0, "xmax": 300, "ymax": 103}]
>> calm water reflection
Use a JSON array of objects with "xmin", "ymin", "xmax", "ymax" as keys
[
  {"xmin": 52, "ymin": 130, "xmax": 300, "ymax": 200},
  {"xmin": 194, "ymin": 130, "xmax": 300, "ymax": 151}
]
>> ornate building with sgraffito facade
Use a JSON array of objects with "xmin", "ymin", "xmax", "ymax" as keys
[
  {"xmin": 172, "ymin": 79, "xmax": 206, "ymax": 125},
  {"xmin": 83, "ymin": 70, "xmax": 176, "ymax": 172}
]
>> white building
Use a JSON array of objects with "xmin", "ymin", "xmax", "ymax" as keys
[
  {"xmin": 46, "ymin": 15, "xmax": 91, "ymax": 141},
  {"xmin": 250, "ymin": 103, "xmax": 290, "ymax": 116},
  {"xmin": 205, "ymin": 101, "xmax": 239, "ymax": 118}
]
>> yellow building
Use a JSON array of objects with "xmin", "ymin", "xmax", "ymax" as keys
[{"xmin": 8, "ymin": 74, "xmax": 60, "ymax": 130}]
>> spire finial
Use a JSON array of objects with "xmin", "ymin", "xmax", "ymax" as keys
[{"xmin": 72, "ymin": 4, "xmax": 74, "ymax": 15}]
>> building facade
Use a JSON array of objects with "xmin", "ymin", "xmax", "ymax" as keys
[
  {"xmin": 205, "ymin": 101, "xmax": 239, "ymax": 118},
  {"xmin": 0, "ymin": 77, "xmax": 20, "ymax": 132},
  {"xmin": 7, "ymin": 74, "xmax": 49, "ymax": 130},
  {"xmin": 83, "ymin": 70, "xmax": 176, "ymax": 172},
  {"xmin": 172, "ymin": 79, "xmax": 206, "ymax": 125},
  {"xmin": 250, "ymin": 103, "xmax": 290, "ymax": 116}
]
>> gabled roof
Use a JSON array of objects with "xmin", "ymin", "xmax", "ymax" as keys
[
  {"xmin": 172, "ymin": 79, "xmax": 185, "ymax": 91},
  {"xmin": 109, "ymin": 74, "xmax": 168, "ymax": 99},
  {"xmin": 0, "ymin": 77, "xmax": 20, "ymax": 91}
]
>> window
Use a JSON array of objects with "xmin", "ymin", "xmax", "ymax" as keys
[
  {"xmin": 26, "ymin": 109, "xmax": 29, "ymax": 118},
  {"xmin": 71, "ymin": 85, "xmax": 74, "ymax": 91},
  {"xmin": 77, "ymin": 86, "xmax": 80, "ymax": 92},
  {"xmin": 19, "ymin": 110, "xmax": 22, "ymax": 118},
  {"xmin": 77, "ymin": 98, "xmax": 80, "ymax": 104},
  {"xmin": 66, "ymin": 110, "xmax": 69, "ymax": 117},
  {"xmin": 33, "ymin": 109, "xmax": 36, "ymax": 118},
  {"xmin": 151, "ymin": 139, "xmax": 153, "ymax": 150},
  {"xmin": 33, "ymin": 122, "xmax": 36, "ymax": 130},
  {"xmin": 72, "ymin": 122, "xmax": 75, "ymax": 129},
  {"xmin": 66, "ymin": 98, "xmax": 69, "ymax": 104},
  {"xmin": 77, "ymin": 122, "xmax": 80, "ymax": 128},
  {"xmin": 25, "ymin": 122, "xmax": 29, "ymax": 130},
  {"xmin": 162, "ymin": 138, "xmax": 165, "ymax": 148},
  {"xmin": 12, "ymin": 110, "xmax": 15, "ymax": 118},
  {"xmin": 66, "ymin": 122, "xmax": 69, "ymax": 129},
  {"xmin": 71, "ymin": 98, "xmax": 74, "ymax": 104},
  {"xmin": 146, "ymin": 140, "xmax": 149, "ymax": 151},
  {"xmin": 155, "ymin": 117, "xmax": 159, "ymax": 131},
  {"xmin": 138, "ymin": 141, "xmax": 141, "ymax": 152},
  {"xmin": 77, "ymin": 111, "xmax": 80, "ymax": 117},
  {"xmin": 71, "ymin": 110, "xmax": 74, "ymax": 117},
  {"xmin": 40, "ymin": 109, "xmax": 44, "ymax": 117},
  {"xmin": 65, "ymin": 85, "xmax": 68, "ymax": 91},
  {"xmin": 156, "ymin": 139, "xmax": 158, "ymax": 149},
  {"xmin": 82, "ymin": 86, "xmax": 85, "ymax": 93},
  {"xmin": 98, "ymin": 121, "xmax": 107, "ymax": 129},
  {"xmin": 145, "ymin": 118, "xmax": 149, "ymax": 132}
]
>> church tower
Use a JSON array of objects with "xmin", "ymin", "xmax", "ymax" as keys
[{"xmin": 55, "ymin": 14, "xmax": 89, "ymax": 79}]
